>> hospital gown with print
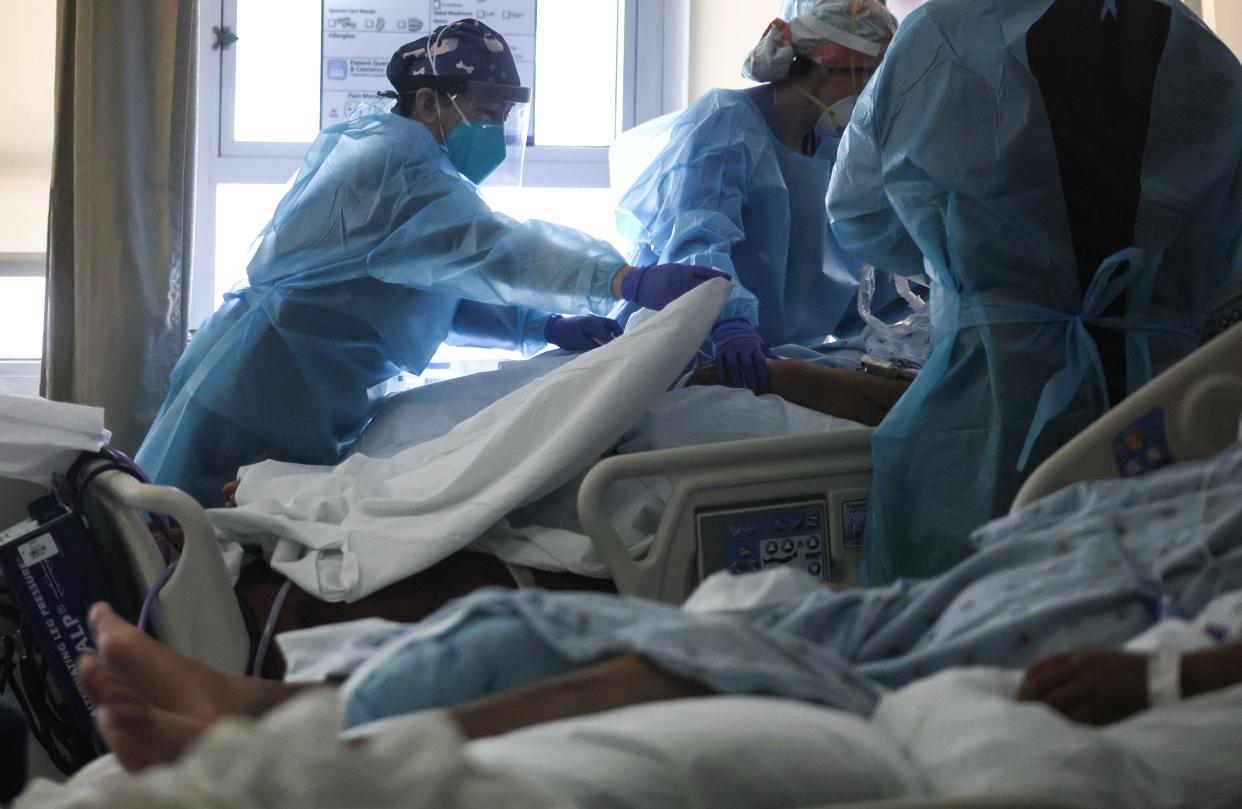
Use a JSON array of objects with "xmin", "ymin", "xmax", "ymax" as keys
[{"xmin": 274, "ymin": 442, "xmax": 1242, "ymax": 727}]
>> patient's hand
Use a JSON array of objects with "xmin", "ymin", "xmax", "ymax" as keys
[
  {"xmin": 685, "ymin": 361, "xmax": 723, "ymax": 387},
  {"xmin": 1017, "ymin": 647, "xmax": 1147, "ymax": 725},
  {"xmin": 223, "ymin": 480, "xmax": 240, "ymax": 508},
  {"xmin": 685, "ymin": 359, "xmax": 907, "ymax": 427}
]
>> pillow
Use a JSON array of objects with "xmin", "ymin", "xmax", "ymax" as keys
[
  {"xmin": 873, "ymin": 666, "xmax": 1239, "ymax": 809},
  {"xmin": 471, "ymin": 696, "xmax": 923, "ymax": 809}
]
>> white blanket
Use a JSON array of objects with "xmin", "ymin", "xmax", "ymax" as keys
[
  {"xmin": 0, "ymin": 386, "xmax": 111, "ymax": 486},
  {"xmin": 874, "ymin": 589, "xmax": 1242, "ymax": 809},
  {"xmin": 25, "ymin": 676, "xmax": 1242, "ymax": 809},
  {"xmin": 15, "ymin": 692, "xmax": 569, "ymax": 809},
  {"xmin": 20, "ymin": 591, "xmax": 1242, "ymax": 808},
  {"xmin": 345, "ymin": 328, "xmax": 856, "ymax": 579},
  {"xmin": 208, "ymin": 281, "xmax": 732, "ymax": 601}
]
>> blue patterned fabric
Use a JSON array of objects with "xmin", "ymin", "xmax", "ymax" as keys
[{"xmin": 387, "ymin": 19, "xmax": 521, "ymax": 91}]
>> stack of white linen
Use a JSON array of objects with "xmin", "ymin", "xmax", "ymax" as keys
[{"xmin": 0, "ymin": 382, "xmax": 111, "ymax": 485}]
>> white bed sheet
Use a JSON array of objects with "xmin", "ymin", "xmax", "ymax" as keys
[
  {"xmin": 471, "ymin": 696, "xmax": 922, "ymax": 809},
  {"xmin": 874, "ymin": 669, "xmax": 1242, "ymax": 809},
  {"xmin": 26, "ymin": 675, "xmax": 1242, "ymax": 809},
  {"xmin": 208, "ymin": 280, "xmax": 861, "ymax": 597},
  {"xmin": 15, "ymin": 692, "xmax": 568, "ymax": 809},
  {"xmin": 207, "ymin": 281, "xmax": 731, "ymax": 601},
  {"xmin": 21, "ymin": 583, "xmax": 1242, "ymax": 809}
]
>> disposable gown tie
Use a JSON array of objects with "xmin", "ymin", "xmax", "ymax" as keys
[{"xmin": 955, "ymin": 247, "xmax": 1202, "ymax": 470}]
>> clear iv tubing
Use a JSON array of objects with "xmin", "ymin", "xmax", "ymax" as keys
[{"xmin": 253, "ymin": 579, "xmax": 294, "ymax": 677}]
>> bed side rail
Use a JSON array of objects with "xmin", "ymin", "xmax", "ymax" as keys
[
  {"xmin": 1014, "ymin": 322, "xmax": 1242, "ymax": 510},
  {"xmin": 578, "ymin": 429, "xmax": 873, "ymax": 603},
  {"xmin": 83, "ymin": 468, "xmax": 249, "ymax": 675}
]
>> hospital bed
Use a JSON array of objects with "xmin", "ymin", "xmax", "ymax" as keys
[
  {"xmin": 74, "ymin": 465, "xmax": 249, "ymax": 675},
  {"xmin": 30, "ymin": 321, "xmax": 1238, "ymax": 807},
  {"xmin": 77, "ymin": 322, "xmax": 1242, "ymax": 664},
  {"xmin": 579, "ymin": 321, "xmax": 1242, "ymax": 602}
]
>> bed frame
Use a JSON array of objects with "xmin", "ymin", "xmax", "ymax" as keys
[
  {"xmin": 580, "ymin": 323, "xmax": 1242, "ymax": 603},
  {"xmin": 76, "ymin": 468, "xmax": 249, "ymax": 675}
]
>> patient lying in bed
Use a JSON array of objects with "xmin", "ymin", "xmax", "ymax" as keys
[{"xmin": 50, "ymin": 441, "xmax": 1242, "ymax": 807}]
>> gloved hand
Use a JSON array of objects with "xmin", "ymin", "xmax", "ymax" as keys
[
  {"xmin": 544, "ymin": 314, "xmax": 623, "ymax": 352},
  {"xmin": 618, "ymin": 264, "xmax": 730, "ymax": 311},
  {"xmin": 711, "ymin": 318, "xmax": 774, "ymax": 393}
]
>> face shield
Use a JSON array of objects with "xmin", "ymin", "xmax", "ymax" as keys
[{"xmin": 449, "ymin": 79, "xmax": 532, "ymax": 186}]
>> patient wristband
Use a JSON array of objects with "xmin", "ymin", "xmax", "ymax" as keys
[{"xmin": 1146, "ymin": 646, "xmax": 1182, "ymax": 707}]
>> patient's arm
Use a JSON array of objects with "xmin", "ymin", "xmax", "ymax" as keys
[
  {"xmin": 688, "ymin": 359, "xmax": 909, "ymax": 426},
  {"xmin": 451, "ymin": 654, "xmax": 713, "ymax": 740},
  {"xmin": 1181, "ymin": 643, "xmax": 1242, "ymax": 699},
  {"xmin": 1017, "ymin": 644, "xmax": 1242, "ymax": 725}
]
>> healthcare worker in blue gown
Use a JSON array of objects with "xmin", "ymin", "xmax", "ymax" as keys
[
  {"xmin": 828, "ymin": 0, "xmax": 1242, "ymax": 583},
  {"xmin": 136, "ymin": 19, "xmax": 726, "ymax": 507},
  {"xmin": 616, "ymin": 0, "xmax": 901, "ymax": 394}
]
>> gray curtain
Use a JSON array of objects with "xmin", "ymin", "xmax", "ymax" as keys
[{"xmin": 44, "ymin": 0, "xmax": 197, "ymax": 455}]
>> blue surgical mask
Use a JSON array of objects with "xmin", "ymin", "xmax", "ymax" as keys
[{"xmin": 442, "ymin": 117, "xmax": 507, "ymax": 184}]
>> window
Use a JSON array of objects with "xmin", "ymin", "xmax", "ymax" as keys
[
  {"xmin": 195, "ymin": 0, "xmax": 688, "ymax": 381},
  {"xmin": 0, "ymin": 3, "xmax": 55, "ymax": 392},
  {"xmin": 0, "ymin": 255, "xmax": 46, "ymax": 395}
]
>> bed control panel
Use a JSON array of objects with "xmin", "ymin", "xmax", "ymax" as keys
[{"xmin": 696, "ymin": 499, "xmax": 829, "ymax": 583}]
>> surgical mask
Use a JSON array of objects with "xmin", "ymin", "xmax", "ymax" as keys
[
  {"xmin": 443, "ymin": 117, "xmax": 507, "ymax": 184},
  {"xmin": 437, "ymin": 98, "xmax": 507, "ymax": 184},
  {"xmin": 817, "ymin": 94, "xmax": 858, "ymax": 137}
]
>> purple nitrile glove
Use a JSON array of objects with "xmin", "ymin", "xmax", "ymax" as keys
[
  {"xmin": 619, "ymin": 263, "xmax": 731, "ymax": 311},
  {"xmin": 711, "ymin": 317, "xmax": 774, "ymax": 393},
  {"xmin": 543, "ymin": 314, "xmax": 623, "ymax": 352}
]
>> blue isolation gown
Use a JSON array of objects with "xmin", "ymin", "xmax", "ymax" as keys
[
  {"xmin": 827, "ymin": 0, "xmax": 1242, "ymax": 583},
  {"xmin": 136, "ymin": 111, "xmax": 626, "ymax": 505},
  {"xmin": 616, "ymin": 86, "xmax": 899, "ymax": 347}
]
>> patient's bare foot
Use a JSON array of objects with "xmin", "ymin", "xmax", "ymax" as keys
[
  {"xmin": 79, "ymin": 652, "xmax": 208, "ymax": 772},
  {"xmin": 86, "ymin": 603, "xmax": 304, "ymax": 722},
  {"xmin": 223, "ymin": 479, "xmax": 240, "ymax": 508}
]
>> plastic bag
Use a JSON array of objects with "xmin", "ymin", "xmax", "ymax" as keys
[{"xmin": 856, "ymin": 264, "xmax": 931, "ymax": 366}]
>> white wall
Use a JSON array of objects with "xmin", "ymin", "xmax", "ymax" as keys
[
  {"xmin": 0, "ymin": 173, "xmax": 55, "ymax": 254},
  {"xmin": 688, "ymin": 0, "xmax": 774, "ymax": 99},
  {"xmin": 0, "ymin": 5, "xmax": 56, "ymax": 253},
  {"xmin": 1203, "ymin": 0, "xmax": 1242, "ymax": 58}
]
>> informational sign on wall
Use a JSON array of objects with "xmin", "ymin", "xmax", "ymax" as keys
[{"xmin": 321, "ymin": 1, "xmax": 536, "ymax": 128}]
